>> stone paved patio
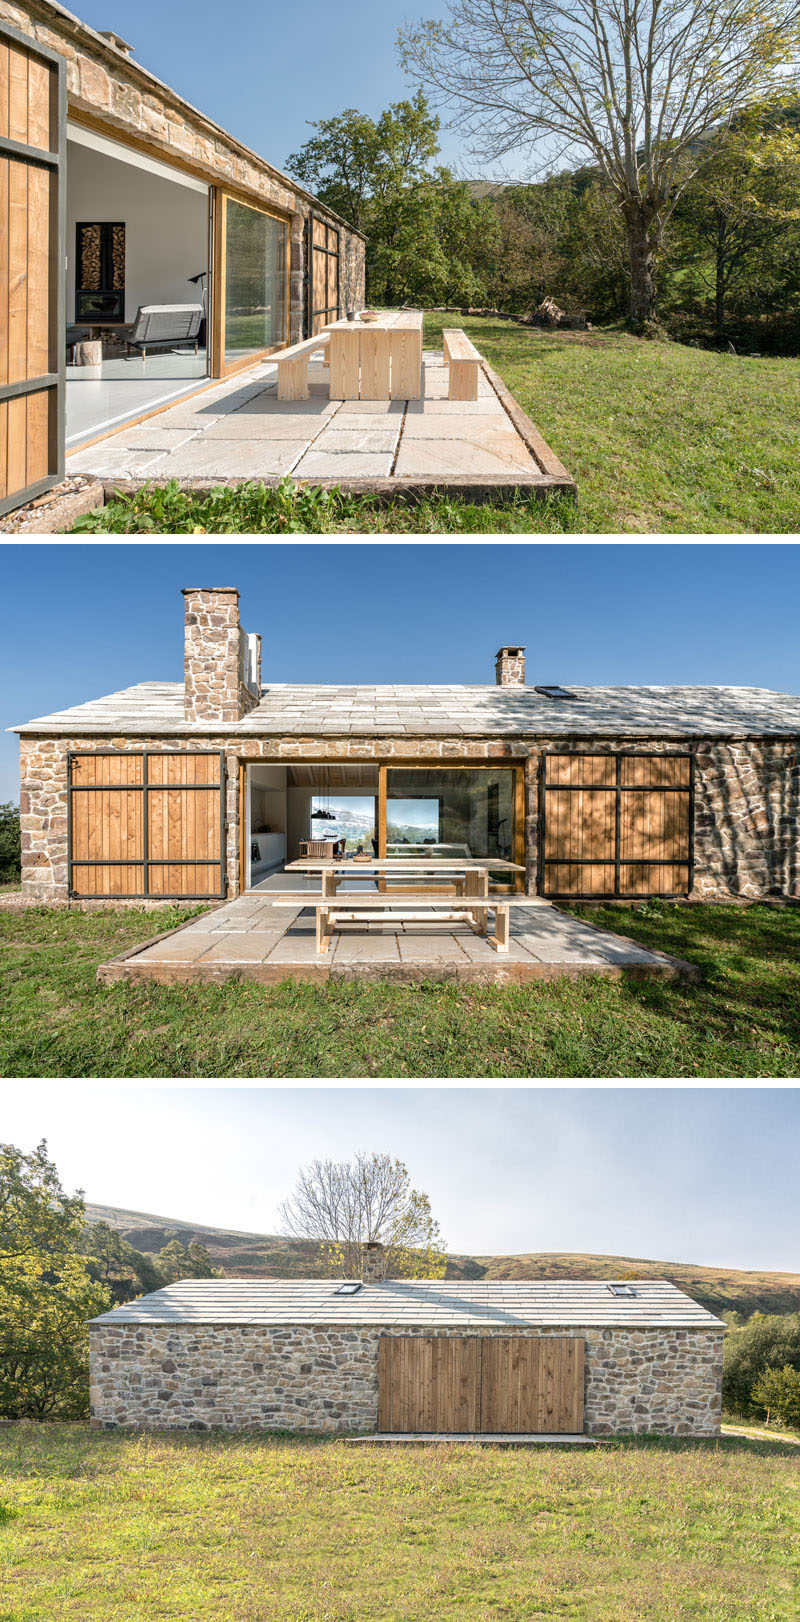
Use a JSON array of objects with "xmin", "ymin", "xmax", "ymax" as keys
[
  {"xmin": 97, "ymin": 893, "xmax": 697, "ymax": 987},
  {"xmin": 67, "ymin": 350, "xmax": 575, "ymax": 497}
]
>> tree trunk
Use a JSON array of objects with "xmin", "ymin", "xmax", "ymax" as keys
[{"xmin": 624, "ymin": 203, "xmax": 660, "ymax": 328}]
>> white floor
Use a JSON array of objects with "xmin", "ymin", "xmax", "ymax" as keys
[{"xmin": 66, "ymin": 349, "xmax": 209, "ymax": 446}]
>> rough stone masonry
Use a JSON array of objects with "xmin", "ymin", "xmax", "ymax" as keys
[{"xmin": 89, "ymin": 1322, "xmax": 723, "ymax": 1437}]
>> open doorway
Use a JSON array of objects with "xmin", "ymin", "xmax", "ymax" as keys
[
  {"xmin": 244, "ymin": 763, "xmax": 379, "ymax": 891},
  {"xmin": 65, "ymin": 123, "xmax": 210, "ymax": 447}
]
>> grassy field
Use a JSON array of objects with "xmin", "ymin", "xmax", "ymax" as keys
[
  {"xmin": 72, "ymin": 317, "xmax": 800, "ymax": 534},
  {"xmin": 0, "ymin": 1424, "xmax": 798, "ymax": 1621},
  {"xmin": 1, "ymin": 901, "xmax": 798, "ymax": 1078}
]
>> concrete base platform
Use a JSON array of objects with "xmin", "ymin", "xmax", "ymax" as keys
[
  {"xmin": 347, "ymin": 1433, "xmax": 606, "ymax": 1447},
  {"xmin": 68, "ymin": 346, "xmax": 575, "ymax": 500},
  {"xmin": 96, "ymin": 895, "xmax": 699, "ymax": 987}
]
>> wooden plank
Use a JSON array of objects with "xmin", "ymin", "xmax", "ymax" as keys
[
  {"xmin": 0, "ymin": 400, "xmax": 7, "ymax": 500},
  {"xmin": 329, "ymin": 327, "xmax": 360, "ymax": 399},
  {"xmin": 25, "ymin": 389, "xmax": 49, "ymax": 485},
  {"xmin": 390, "ymin": 326, "xmax": 422, "ymax": 400},
  {"xmin": 360, "ymin": 327, "xmax": 390, "ymax": 399},
  {"xmin": 8, "ymin": 152, "xmax": 28, "ymax": 388},
  {"xmin": 377, "ymin": 1338, "xmax": 391, "ymax": 1431}
]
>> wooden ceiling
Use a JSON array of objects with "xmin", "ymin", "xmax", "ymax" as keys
[{"xmin": 287, "ymin": 764, "xmax": 379, "ymax": 789}]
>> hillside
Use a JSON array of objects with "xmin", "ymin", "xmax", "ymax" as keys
[{"xmin": 85, "ymin": 1204, "xmax": 800, "ymax": 1320}]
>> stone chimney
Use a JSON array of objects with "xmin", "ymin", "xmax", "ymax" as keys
[
  {"xmin": 362, "ymin": 1241, "xmax": 387, "ymax": 1283},
  {"xmin": 495, "ymin": 645, "xmax": 526, "ymax": 686},
  {"xmin": 182, "ymin": 587, "xmax": 260, "ymax": 724}
]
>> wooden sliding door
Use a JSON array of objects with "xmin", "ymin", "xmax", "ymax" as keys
[
  {"xmin": 68, "ymin": 752, "xmax": 226, "ymax": 899},
  {"xmin": 378, "ymin": 1336, "xmax": 585, "ymax": 1434},
  {"xmin": 0, "ymin": 20, "xmax": 65, "ymax": 516},
  {"xmin": 540, "ymin": 752, "xmax": 693, "ymax": 898},
  {"xmin": 211, "ymin": 190, "xmax": 290, "ymax": 377}
]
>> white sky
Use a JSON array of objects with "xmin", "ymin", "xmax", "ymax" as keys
[{"xmin": 3, "ymin": 1087, "xmax": 798, "ymax": 1271}]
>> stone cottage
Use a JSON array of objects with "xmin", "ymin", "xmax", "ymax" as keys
[
  {"xmin": 89, "ymin": 1250, "xmax": 724, "ymax": 1437},
  {"xmin": 11, "ymin": 584, "xmax": 800, "ymax": 903}
]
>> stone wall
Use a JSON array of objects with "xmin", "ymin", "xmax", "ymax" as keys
[
  {"xmin": 3, "ymin": 0, "xmax": 365, "ymax": 344},
  {"xmin": 89, "ymin": 1322, "xmax": 723, "ymax": 1437},
  {"xmin": 18, "ymin": 732, "xmax": 800, "ymax": 903}
]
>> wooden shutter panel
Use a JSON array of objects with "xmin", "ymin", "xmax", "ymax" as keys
[{"xmin": 0, "ymin": 20, "xmax": 65, "ymax": 517}]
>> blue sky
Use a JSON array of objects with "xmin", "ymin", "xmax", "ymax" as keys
[
  {"xmin": 2, "ymin": 1086, "xmax": 799, "ymax": 1269},
  {"xmin": 75, "ymin": 0, "xmax": 472, "ymax": 175},
  {"xmin": 2, "ymin": 543, "xmax": 799, "ymax": 802}
]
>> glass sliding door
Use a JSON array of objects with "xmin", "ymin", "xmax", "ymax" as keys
[
  {"xmin": 217, "ymin": 195, "xmax": 288, "ymax": 373},
  {"xmin": 383, "ymin": 767, "xmax": 522, "ymax": 886}
]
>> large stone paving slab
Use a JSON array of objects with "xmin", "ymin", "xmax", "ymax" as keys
[
  {"xmin": 96, "ymin": 896, "xmax": 698, "ymax": 987},
  {"xmin": 69, "ymin": 347, "xmax": 576, "ymax": 498}
]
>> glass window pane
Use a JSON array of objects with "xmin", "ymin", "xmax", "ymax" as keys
[
  {"xmin": 386, "ymin": 769, "xmax": 516, "ymax": 866},
  {"xmin": 224, "ymin": 199, "xmax": 286, "ymax": 364}
]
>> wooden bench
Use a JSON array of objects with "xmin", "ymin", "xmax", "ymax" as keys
[
  {"xmin": 276, "ymin": 332, "xmax": 330, "ymax": 402},
  {"xmin": 443, "ymin": 328, "xmax": 481, "ymax": 401},
  {"xmin": 266, "ymin": 892, "xmax": 542, "ymax": 955}
]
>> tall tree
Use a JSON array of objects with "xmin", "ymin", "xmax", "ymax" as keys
[
  {"xmin": 398, "ymin": 0, "xmax": 800, "ymax": 326},
  {"xmin": 279, "ymin": 1151, "xmax": 446, "ymax": 1279},
  {"xmin": 0, "ymin": 1142, "xmax": 109, "ymax": 1419},
  {"xmin": 286, "ymin": 91, "xmax": 441, "ymax": 231}
]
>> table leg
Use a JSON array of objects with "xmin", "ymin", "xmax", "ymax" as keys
[
  {"xmin": 491, "ymin": 904, "xmax": 509, "ymax": 953},
  {"xmin": 465, "ymin": 869, "xmax": 489, "ymax": 934},
  {"xmin": 361, "ymin": 328, "xmax": 391, "ymax": 398},
  {"xmin": 316, "ymin": 907, "xmax": 331, "ymax": 954}
]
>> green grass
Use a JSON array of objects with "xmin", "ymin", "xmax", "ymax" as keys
[
  {"xmin": 1, "ymin": 902, "xmax": 798, "ymax": 1078},
  {"xmin": 0, "ymin": 1424, "xmax": 798, "ymax": 1620},
  {"xmin": 71, "ymin": 316, "xmax": 800, "ymax": 534}
]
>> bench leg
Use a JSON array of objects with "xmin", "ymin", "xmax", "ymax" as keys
[
  {"xmin": 464, "ymin": 869, "xmax": 489, "ymax": 934},
  {"xmin": 491, "ymin": 905, "xmax": 510, "ymax": 953},
  {"xmin": 316, "ymin": 908, "xmax": 332, "ymax": 954},
  {"xmin": 449, "ymin": 359, "xmax": 479, "ymax": 401},
  {"xmin": 278, "ymin": 356, "xmax": 310, "ymax": 402}
]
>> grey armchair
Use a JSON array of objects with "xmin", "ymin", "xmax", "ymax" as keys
[{"xmin": 127, "ymin": 304, "xmax": 203, "ymax": 359}]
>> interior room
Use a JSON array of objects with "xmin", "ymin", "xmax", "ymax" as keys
[
  {"xmin": 65, "ymin": 124, "xmax": 210, "ymax": 446},
  {"xmin": 245, "ymin": 764, "xmax": 380, "ymax": 892}
]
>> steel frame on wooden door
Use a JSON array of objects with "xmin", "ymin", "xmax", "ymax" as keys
[
  {"xmin": 0, "ymin": 19, "xmax": 66, "ymax": 517},
  {"xmin": 306, "ymin": 213, "xmax": 341, "ymax": 336}
]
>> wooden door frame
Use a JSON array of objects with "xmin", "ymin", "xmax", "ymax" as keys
[
  {"xmin": 538, "ymin": 749, "xmax": 695, "ymax": 899},
  {"xmin": 378, "ymin": 760, "xmax": 526, "ymax": 893},
  {"xmin": 211, "ymin": 188, "xmax": 292, "ymax": 378},
  {"xmin": 0, "ymin": 18, "xmax": 66, "ymax": 517}
]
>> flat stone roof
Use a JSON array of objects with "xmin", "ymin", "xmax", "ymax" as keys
[
  {"xmin": 92, "ymin": 1278, "xmax": 723, "ymax": 1329},
  {"xmin": 14, "ymin": 681, "xmax": 800, "ymax": 738}
]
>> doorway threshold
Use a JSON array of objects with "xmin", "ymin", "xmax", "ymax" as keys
[{"xmin": 347, "ymin": 1433, "xmax": 605, "ymax": 1446}]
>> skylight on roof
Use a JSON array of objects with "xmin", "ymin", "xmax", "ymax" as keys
[
  {"xmin": 334, "ymin": 1281, "xmax": 363, "ymax": 1295},
  {"xmin": 534, "ymin": 685, "xmax": 577, "ymax": 700},
  {"xmin": 608, "ymin": 1283, "xmax": 638, "ymax": 1297}
]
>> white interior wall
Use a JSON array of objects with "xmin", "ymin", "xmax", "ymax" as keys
[
  {"xmin": 66, "ymin": 138, "xmax": 209, "ymax": 324},
  {"xmin": 287, "ymin": 787, "xmax": 314, "ymax": 862}
]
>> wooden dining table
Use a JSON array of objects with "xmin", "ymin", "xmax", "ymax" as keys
[
  {"xmin": 327, "ymin": 310, "xmax": 423, "ymax": 401},
  {"xmin": 283, "ymin": 856, "xmax": 525, "ymax": 899}
]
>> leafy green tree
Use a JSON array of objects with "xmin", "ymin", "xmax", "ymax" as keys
[
  {"xmin": 82, "ymin": 1221, "xmax": 162, "ymax": 1304},
  {"xmin": 751, "ymin": 1365, "xmax": 800, "ymax": 1428},
  {"xmin": 280, "ymin": 1151, "xmax": 447, "ymax": 1279},
  {"xmin": 287, "ymin": 93, "xmax": 495, "ymax": 306},
  {"xmin": 0, "ymin": 1142, "xmax": 109, "ymax": 1419},
  {"xmin": 156, "ymin": 1238, "xmax": 221, "ymax": 1284},
  {"xmin": 722, "ymin": 1312, "xmax": 800, "ymax": 1417},
  {"xmin": 286, "ymin": 91, "xmax": 440, "ymax": 232},
  {"xmin": 670, "ymin": 110, "xmax": 800, "ymax": 335},
  {"xmin": 0, "ymin": 803, "xmax": 20, "ymax": 884}
]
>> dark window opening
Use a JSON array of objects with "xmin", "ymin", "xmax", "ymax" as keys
[
  {"xmin": 534, "ymin": 685, "xmax": 577, "ymax": 700},
  {"xmin": 334, "ymin": 1281, "xmax": 363, "ymax": 1295},
  {"xmin": 608, "ymin": 1283, "xmax": 638, "ymax": 1297}
]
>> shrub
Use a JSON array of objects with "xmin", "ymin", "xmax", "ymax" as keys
[
  {"xmin": 722, "ymin": 1312, "xmax": 800, "ymax": 1416},
  {"xmin": 0, "ymin": 803, "xmax": 20, "ymax": 884},
  {"xmin": 751, "ymin": 1365, "xmax": 800, "ymax": 1428}
]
